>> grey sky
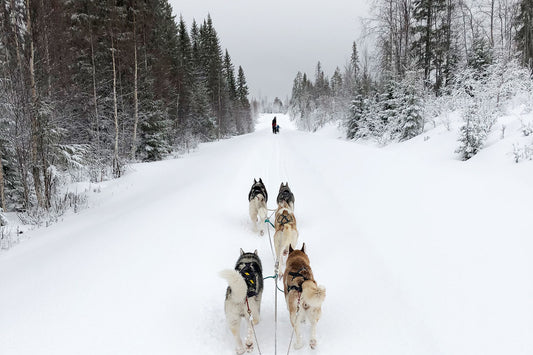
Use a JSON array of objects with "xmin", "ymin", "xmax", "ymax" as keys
[{"xmin": 169, "ymin": 0, "xmax": 370, "ymax": 101}]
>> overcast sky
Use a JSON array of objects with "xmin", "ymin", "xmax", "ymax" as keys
[{"xmin": 169, "ymin": 0, "xmax": 370, "ymax": 101}]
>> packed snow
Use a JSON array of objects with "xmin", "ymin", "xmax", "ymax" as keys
[{"xmin": 1, "ymin": 113, "xmax": 532, "ymax": 355}]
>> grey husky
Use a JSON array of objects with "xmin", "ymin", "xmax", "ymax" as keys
[
  {"xmin": 220, "ymin": 249, "xmax": 264, "ymax": 354},
  {"xmin": 248, "ymin": 178, "xmax": 268, "ymax": 235},
  {"xmin": 277, "ymin": 182, "xmax": 295, "ymax": 211}
]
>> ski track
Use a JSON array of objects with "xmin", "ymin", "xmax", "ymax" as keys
[{"xmin": 1, "ymin": 114, "xmax": 532, "ymax": 355}]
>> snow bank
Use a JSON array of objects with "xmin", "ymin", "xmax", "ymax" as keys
[{"xmin": 1, "ymin": 114, "xmax": 532, "ymax": 355}]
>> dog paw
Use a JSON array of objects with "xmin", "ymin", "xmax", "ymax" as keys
[
  {"xmin": 236, "ymin": 346, "xmax": 245, "ymax": 355},
  {"xmin": 310, "ymin": 339, "xmax": 317, "ymax": 349},
  {"xmin": 259, "ymin": 230, "xmax": 264, "ymax": 236},
  {"xmin": 245, "ymin": 340, "xmax": 254, "ymax": 353},
  {"xmin": 294, "ymin": 340, "xmax": 304, "ymax": 350}
]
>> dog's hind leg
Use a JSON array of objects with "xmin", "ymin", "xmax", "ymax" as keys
[
  {"xmin": 251, "ymin": 297, "xmax": 261, "ymax": 325},
  {"xmin": 228, "ymin": 316, "xmax": 245, "ymax": 355},
  {"xmin": 289, "ymin": 295, "xmax": 305, "ymax": 349},
  {"xmin": 274, "ymin": 231, "xmax": 285, "ymax": 278},
  {"xmin": 244, "ymin": 297, "xmax": 261, "ymax": 352},
  {"xmin": 258, "ymin": 206, "xmax": 267, "ymax": 236},
  {"xmin": 249, "ymin": 201, "xmax": 259, "ymax": 232},
  {"xmin": 308, "ymin": 306, "xmax": 322, "ymax": 349}
]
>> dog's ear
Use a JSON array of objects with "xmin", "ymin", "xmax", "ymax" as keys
[
  {"xmin": 279, "ymin": 182, "xmax": 283, "ymax": 189},
  {"xmin": 259, "ymin": 178, "xmax": 263, "ymax": 183},
  {"xmin": 254, "ymin": 178, "xmax": 257, "ymax": 183},
  {"xmin": 289, "ymin": 244, "xmax": 294, "ymax": 253},
  {"xmin": 301, "ymin": 243, "xmax": 306, "ymax": 253},
  {"xmin": 240, "ymin": 248, "xmax": 244, "ymax": 255},
  {"xmin": 254, "ymin": 249, "xmax": 258, "ymax": 255}
]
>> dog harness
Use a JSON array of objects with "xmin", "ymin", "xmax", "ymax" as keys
[
  {"xmin": 238, "ymin": 262, "xmax": 261, "ymax": 298},
  {"xmin": 276, "ymin": 213, "xmax": 293, "ymax": 226},
  {"xmin": 287, "ymin": 267, "xmax": 308, "ymax": 293}
]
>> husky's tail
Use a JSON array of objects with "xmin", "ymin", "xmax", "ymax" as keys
[
  {"xmin": 220, "ymin": 269, "xmax": 247, "ymax": 302},
  {"xmin": 302, "ymin": 280, "xmax": 326, "ymax": 308}
]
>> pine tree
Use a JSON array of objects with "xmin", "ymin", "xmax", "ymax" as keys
[
  {"xmin": 236, "ymin": 66, "xmax": 253, "ymax": 133},
  {"xmin": 189, "ymin": 19, "xmax": 215, "ymax": 141},
  {"xmin": 376, "ymin": 83, "xmax": 399, "ymax": 139},
  {"xmin": 176, "ymin": 14, "xmax": 193, "ymax": 131},
  {"xmin": 467, "ymin": 36, "xmax": 493, "ymax": 73},
  {"xmin": 314, "ymin": 61, "xmax": 330, "ymax": 97},
  {"xmin": 331, "ymin": 67, "xmax": 343, "ymax": 97},
  {"xmin": 456, "ymin": 102, "xmax": 490, "ymax": 160},
  {"xmin": 223, "ymin": 50, "xmax": 237, "ymax": 102},
  {"xmin": 189, "ymin": 78, "xmax": 215, "ymax": 140},
  {"xmin": 351, "ymin": 41, "xmax": 360, "ymax": 79},
  {"xmin": 346, "ymin": 94, "xmax": 365, "ymax": 139},
  {"xmin": 223, "ymin": 49, "xmax": 238, "ymax": 133},
  {"xmin": 138, "ymin": 99, "xmax": 171, "ymax": 162},
  {"xmin": 398, "ymin": 81, "xmax": 424, "ymax": 141},
  {"xmin": 199, "ymin": 15, "xmax": 225, "ymax": 137}
]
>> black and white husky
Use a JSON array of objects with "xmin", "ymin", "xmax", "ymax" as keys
[
  {"xmin": 277, "ymin": 182, "xmax": 295, "ymax": 211},
  {"xmin": 220, "ymin": 249, "xmax": 264, "ymax": 355},
  {"xmin": 248, "ymin": 178, "xmax": 268, "ymax": 235}
]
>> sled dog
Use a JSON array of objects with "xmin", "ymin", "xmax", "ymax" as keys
[
  {"xmin": 248, "ymin": 178, "xmax": 268, "ymax": 235},
  {"xmin": 283, "ymin": 243, "xmax": 326, "ymax": 350},
  {"xmin": 274, "ymin": 200, "xmax": 298, "ymax": 275},
  {"xmin": 277, "ymin": 182, "xmax": 295, "ymax": 211},
  {"xmin": 220, "ymin": 249, "xmax": 264, "ymax": 355}
]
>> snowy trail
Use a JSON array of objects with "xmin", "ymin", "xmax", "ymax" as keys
[{"xmin": 1, "ymin": 114, "xmax": 532, "ymax": 355}]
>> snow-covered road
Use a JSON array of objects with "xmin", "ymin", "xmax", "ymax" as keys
[{"xmin": 1, "ymin": 114, "xmax": 532, "ymax": 354}]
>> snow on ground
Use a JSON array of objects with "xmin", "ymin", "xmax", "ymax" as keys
[{"xmin": 1, "ymin": 113, "xmax": 532, "ymax": 355}]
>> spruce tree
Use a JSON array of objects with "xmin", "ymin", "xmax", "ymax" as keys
[
  {"xmin": 467, "ymin": 36, "xmax": 493, "ymax": 73},
  {"xmin": 200, "ymin": 15, "xmax": 225, "ymax": 137},
  {"xmin": 223, "ymin": 50, "xmax": 239, "ymax": 132},
  {"xmin": 236, "ymin": 66, "xmax": 253, "ymax": 133},
  {"xmin": 331, "ymin": 67, "xmax": 343, "ymax": 97},
  {"xmin": 176, "ymin": 15, "xmax": 193, "ymax": 136},
  {"xmin": 138, "ymin": 100, "xmax": 171, "ymax": 162},
  {"xmin": 346, "ymin": 94, "xmax": 365, "ymax": 139},
  {"xmin": 351, "ymin": 41, "xmax": 360, "ymax": 79},
  {"xmin": 456, "ymin": 102, "xmax": 490, "ymax": 160},
  {"xmin": 398, "ymin": 82, "xmax": 424, "ymax": 141}
]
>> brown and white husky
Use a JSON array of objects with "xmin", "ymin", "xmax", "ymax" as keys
[{"xmin": 283, "ymin": 243, "xmax": 326, "ymax": 350}]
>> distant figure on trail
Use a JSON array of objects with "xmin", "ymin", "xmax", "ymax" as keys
[
  {"xmin": 276, "ymin": 124, "xmax": 280, "ymax": 133},
  {"xmin": 272, "ymin": 116, "xmax": 277, "ymax": 134}
]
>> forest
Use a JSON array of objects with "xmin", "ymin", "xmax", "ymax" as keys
[
  {"xmin": 0, "ymin": 0, "xmax": 255, "ymax": 217},
  {"xmin": 288, "ymin": 0, "xmax": 533, "ymax": 160}
]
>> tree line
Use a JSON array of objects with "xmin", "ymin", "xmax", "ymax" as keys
[
  {"xmin": 289, "ymin": 0, "xmax": 533, "ymax": 158},
  {"xmin": 0, "ymin": 0, "xmax": 254, "ymax": 213}
]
